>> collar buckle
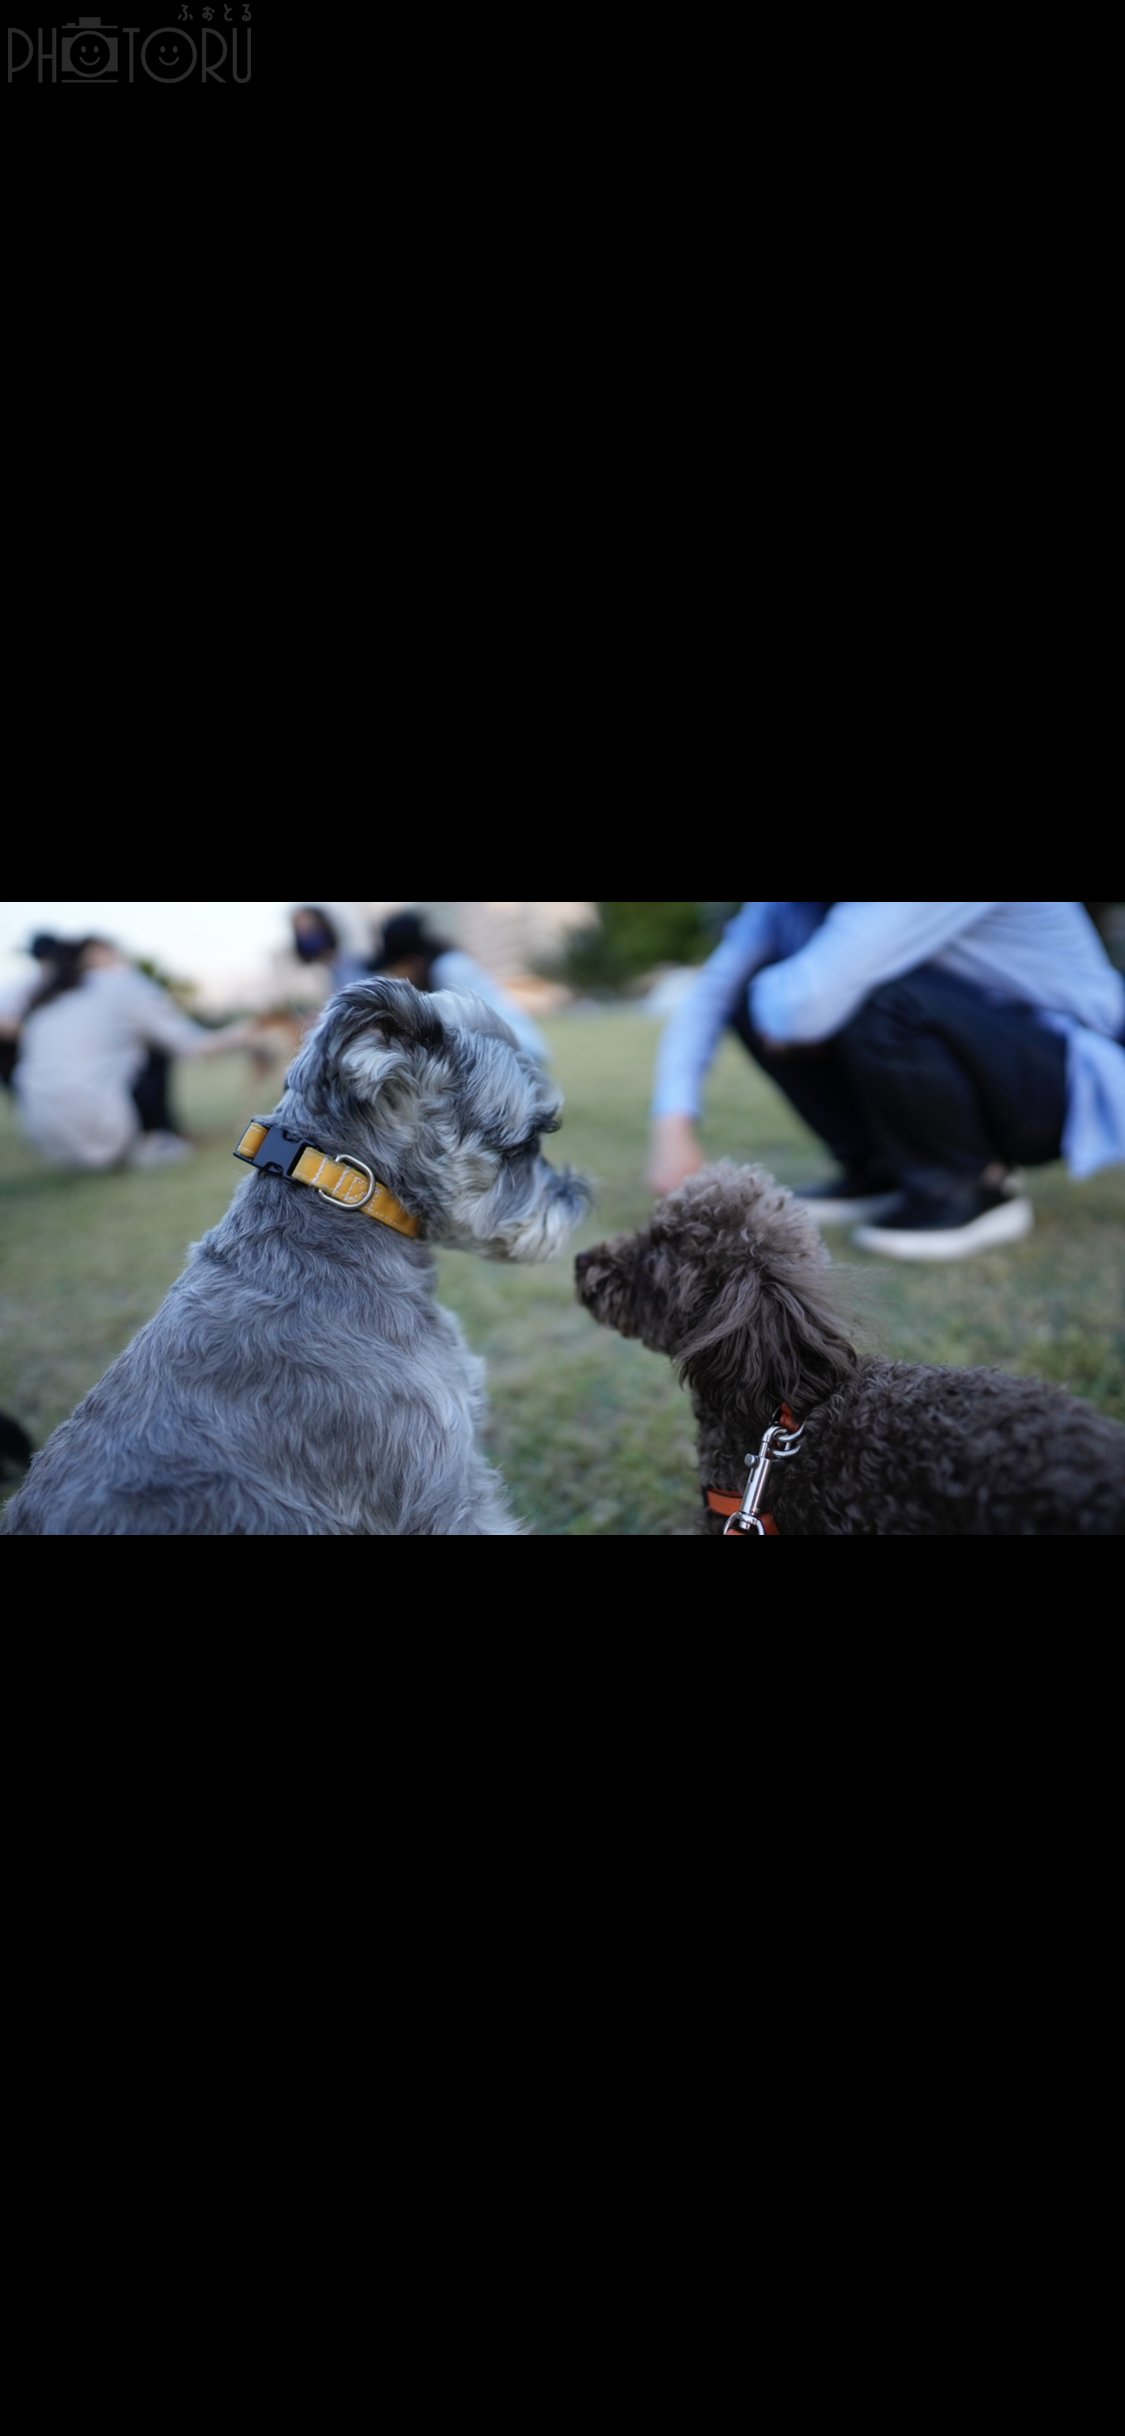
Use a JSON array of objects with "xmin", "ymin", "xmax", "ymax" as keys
[{"xmin": 233, "ymin": 1119, "xmax": 314, "ymax": 1177}]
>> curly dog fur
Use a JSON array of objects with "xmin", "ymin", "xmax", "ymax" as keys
[{"xmin": 576, "ymin": 1162, "xmax": 1125, "ymax": 1535}]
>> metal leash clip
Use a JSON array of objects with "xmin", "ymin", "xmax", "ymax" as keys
[{"xmin": 723, "ymin": 1415, "xmax": 805, "ymax": 1535}]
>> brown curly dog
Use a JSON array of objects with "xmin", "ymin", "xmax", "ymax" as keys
[{"xmin": 575, "ymin": 1161, "xmax": 1125, "ymax": 1536}]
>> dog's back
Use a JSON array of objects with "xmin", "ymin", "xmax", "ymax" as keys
[
  {"xmin": 2, "ymin": 1241, "xmax": 499, "ymax": 1534},
  {"xmin": 758, "ymin": 1355, "xmax": 1125, "ymax": 1536}
]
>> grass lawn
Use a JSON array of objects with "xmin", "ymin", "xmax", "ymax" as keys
[{"xmin": 2, "ymin": 1007, "xmax": 1124, "ymax": 1533}]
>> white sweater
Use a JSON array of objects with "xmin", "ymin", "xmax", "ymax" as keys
[{"xmin": 15, "ymin": 965, "xmax": 231, "ymax": 1169}]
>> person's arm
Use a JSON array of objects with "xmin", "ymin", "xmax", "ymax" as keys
[
  {"xmin": 750, "ymin": 903, "xmax": 1003, "ymax": 1045},
  {"xmin": 647, "ymin": 907, "xmax": 778, "ymax": 1191},
  {"xmin": 124, "ymin": 970, "xmax": 263, "ymax": 1060}
]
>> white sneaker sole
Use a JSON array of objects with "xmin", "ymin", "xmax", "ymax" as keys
[
  {"xmin": 127, "ymin": 1135, "xmax": 195, "ymax": 1169},
  {"xmin": 795, "ymin": 1190, "xmax": 902, "ymax": 1227},
  {"xmin": 852, "ymin": 1196, "xmax": 1034, "ymax": 1261}
]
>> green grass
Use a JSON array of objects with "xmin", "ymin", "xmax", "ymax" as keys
[{"xmin": 2, "ymin": 1012, "xmax": 1124, "ymax": 1533}]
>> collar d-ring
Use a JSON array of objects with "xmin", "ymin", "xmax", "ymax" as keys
[{"xmin": 318, "ymin": 1153, "xmax": 377, "ymax": 1211}]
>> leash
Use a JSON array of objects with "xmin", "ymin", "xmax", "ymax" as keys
[
  {"xmin": 705, "ymin": 1403, "xmax": 804, "ymax": 1535},
  {"xmin": 234, "ymin": 1119, "xmax": 422, "ymax": 1239}
]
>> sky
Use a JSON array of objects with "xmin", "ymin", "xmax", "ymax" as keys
[{"xmin": 0, "ymin": 902, "xmax": 349, "ymax": 1008}]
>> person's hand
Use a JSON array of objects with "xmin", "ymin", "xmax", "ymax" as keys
[
  {"xmin": 241, "ymin": 1015, "xmax": 294, "ymax": 1072},
  {"xmin": 647, "ymin": 1116, "xmax": 707, "ymax": 1196}
]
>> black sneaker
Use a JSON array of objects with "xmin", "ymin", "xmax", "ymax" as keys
[
  {"xmin": 793, "ymin": 1170, "xmax": 903, "ymax": 1227},
  {"xmin": 852, "ymin": 1179, "xmax": 1034, "ymax": 1261}
]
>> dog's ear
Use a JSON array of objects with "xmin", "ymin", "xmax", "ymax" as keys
[
  {"xmin": 332, "ymin": 976, "xmax": 450, "ymax": 1075},
  {"xmin": 678, "ymin": 1259, "xmax": 855, "ymax": 1419},
  {"xmin": 281, "ymin": 975, "xmax": 451, "ymax": 1107},
  {"xmin": 339, "ymin": 976, "xmax": 449, "ymax": 1055},
  {"xmin": 678, "ymin": 1265, "xmax": 776, "ymax": 1413}
]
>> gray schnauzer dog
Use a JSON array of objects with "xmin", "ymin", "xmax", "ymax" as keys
[
  {"xmin": 3, "ymin": 978, "xmax": 593, "ymax": 1536},
  {"xmin": 576, "ymin": 1161, "xmax": 1125, "ymax": 1535}
]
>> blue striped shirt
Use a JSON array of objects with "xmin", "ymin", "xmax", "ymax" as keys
[{"xmin": 651, "ymin": 902, "xmax": 1125, "ymax": 1179}]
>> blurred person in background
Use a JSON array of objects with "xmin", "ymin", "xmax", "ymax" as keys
[
  {"xmin": 11, "ymin": 936, "xmax": 266, "ymax": 1173},
  {"xmin": 0, "ymin": 934, "xmax": 203, "ymax": 1142},
  {"xmin": 646, "ymin": 901, "xmax": 1125, "ymax": 1261},
  {"xmin": 288, "ymin": 906, "xmax": 374, "ymax": 991},
  {"xmin": 0, "ymin": 933, "xmax": 66, "ymax": 1092},
  {"xmin": 371, "ymin": 910, "xmax": 550, "ymax": 1065}
]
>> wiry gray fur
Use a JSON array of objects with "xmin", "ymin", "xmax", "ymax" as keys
[
  {"xmin": 576, "ymin": 1161, "xmax": 1125, "ymax": 1535},
  {"xmin": 3, "ymin": 977, "xmax": 593, "ymax": 1536}
]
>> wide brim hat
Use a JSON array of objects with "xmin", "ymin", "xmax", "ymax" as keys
[{"xmin": 374, "ymin": 912, "xmax": 435, "ymax": 967}]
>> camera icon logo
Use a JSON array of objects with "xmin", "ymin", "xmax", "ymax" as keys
[{"xmin": 61, "ymin": 17, "xmax": 120, "ymax": 80}]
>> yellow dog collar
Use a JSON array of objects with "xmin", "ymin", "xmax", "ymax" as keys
[{"xmin": 234, "ymin": 1119, "xmax": 422, "ymax": 1239}]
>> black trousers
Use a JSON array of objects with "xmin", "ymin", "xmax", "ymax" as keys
[
  {"xmin": 729, "ymin": 962, "xmax": 1069, "ymax": 1200},
  {"xmin": 130, "ymin": 1049, "xmax": 180, "ymax": 1136}
]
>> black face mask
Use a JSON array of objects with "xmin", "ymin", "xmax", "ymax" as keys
[{"xmin": 294, "ymin": 927, "xmax": 335, "ymax": 963}]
